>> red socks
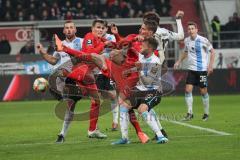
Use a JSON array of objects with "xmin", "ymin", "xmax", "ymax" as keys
[
  {"xmin": 89, "ymin": 98, "xmax": 100, "ymax": 131},
  {"xmin": 128, "ymin": 109, "xmax": 142, "ymax": 133}
]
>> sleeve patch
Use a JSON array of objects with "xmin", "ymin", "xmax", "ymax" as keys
[{"xmin": 86, "ymin": 40, "xmax": 92, "ymax": 45}]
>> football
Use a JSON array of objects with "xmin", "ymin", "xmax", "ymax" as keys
[{"xmin": 33, "ymin": 77, "xmax": 49, "ymax": 92}]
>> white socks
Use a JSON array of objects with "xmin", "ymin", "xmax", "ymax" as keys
[
  {"xmin": 119, "ymin": 105, "xmax": 129, "ymax": 139},
  {"xmin": 111, "ymin": 100, "xmax": 119, "ymax": 124},
  {"xmin": 150, "ymin": 109, "xmax": 163, "ymax": 130},
  {"xmin": 202, "ymin": 93, "xmax": 209, "ymax": 115},
  {"xmin": 185, "ymin": 92, "xmax": 210, "ymax": 115},
  {"xmin": 60, "ymin": 100, "xmax": 76, "ymax": 137},
  {"xmin": 142, "ymin": 111, "xmax": 163, "ymax": 137},
  {"xmin": 185, "ymin": 92, "xmax": 193, "ymax": 114}
]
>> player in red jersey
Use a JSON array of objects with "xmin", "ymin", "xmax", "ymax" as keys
[
  {"xmin": 61, "ymin": 19, "xmax": 114, "ymax": 139},
  {"xmin": 54, "ymin": 31, "xmax": 151, "ymax": 143},
  {"xmin": 110, "ymin": 20, "xmax": 169, "ymax": 139},
  {"xmin": 55, "ymin": 35, "xmax": 165, "ymax": 144},
  {"xmin": 54, "ymin": 20, "xmax": 165, "ymax": 144}
]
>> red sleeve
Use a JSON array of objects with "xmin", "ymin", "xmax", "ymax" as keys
[
  {"xmin": 154, "ymin": 50, "xmax": 159, "ymax": 56},
  {"xmin": 125, "ymin": 34, "xmax": 137, "ymax": 42},
  {"xmin": 114, "ymin": 33, "xmax": 137, "ymax": 43},
  {"xmin": 82, "ymin": 33, "xmax": 105, "ymax": 54},
  {"xmin": 101, "ymin": 37, "xmax": 107, "ymax": 42}
]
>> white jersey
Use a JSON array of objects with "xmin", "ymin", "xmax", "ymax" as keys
[
  {"xmin": 105, "ymin": 33, "xmax": 116, "ymax": 42},
  {"xmin": 154, "ymin": 19, "xmax": 184, "ymax": 64},
  {"xmin": 102, "ymin": 33, "xmax": 116, "ymax": 58},
  {"xmin": 52, "ymin": 37, "xmax": 83, "ymax": 71},
  {"xmin": 94, "ymin": 33, "xmax": 116, "ymax": 75},
  {"xmin": 52, "ymin": 37, "xmax": 83, "ymax": 93},
  {"xmin": 184, "ymin": 35, "xmax": 213, "ymax": 71},
  {"xmin": 136, "ymin": 53, "xmax": 161, "ymax": 91}
]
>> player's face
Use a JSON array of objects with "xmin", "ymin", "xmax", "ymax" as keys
[
  {"xmin": 188, "ymin": 25, "xmax": 198, "ymax": 39},
  {"xmin": 92, "ymin": 22, "xmax": 105, "ymax": 37},
  {"xmin": 140, "ymin": 42, "xmax": 149, "ymax": 56},
  {"xmin": 63, "ymin": 22, "xmax": 76, "ymax": 39},
  {"xmin": 141, "ymin": 42, "xmax": 153, "ymax": 56},
  {"xmin": 139, "ymin": 24, "xmax": 152, "ymax": 38},
  {"xmin": 103, "ymin": 26, "xmax": 108, "ymax": 36}
]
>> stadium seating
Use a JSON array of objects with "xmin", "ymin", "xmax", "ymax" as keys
[
  {"xmin": 0, "ymin": 0, "xmax": 172, "ymax": 21},
  {"xmin": 170, "ymin": 0, "xmax": 202, "ymax": 30}
]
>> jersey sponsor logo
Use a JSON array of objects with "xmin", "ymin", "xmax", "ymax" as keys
[{"xmin": 190, "ymin": 47, "xmax": 195, "ymax": 54}]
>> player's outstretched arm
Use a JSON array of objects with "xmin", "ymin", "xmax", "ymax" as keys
[
  {"xmin": 155, "ymin": 10, "xmax": 184, "ymax": 42},
  {"xmin": 37, "ymin": 43, "xmax": 58, "ymax": 65},
  {"xmin": 173, "ymin": 10, "xmax": 185, "ymax": 40},
  {"xmin": 160, "ymin": 10, "xmax": 184, "ymax": 41},
  {"xmin": 110, "ymin": 23, "xmax": 123, "ymax": 42}
]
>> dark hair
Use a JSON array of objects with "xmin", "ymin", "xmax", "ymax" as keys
[
  {"xmin": 143, "ymin": 37, "xmax": 158, "ymax": 50},
  {"xmin": 103, "ymin": 20, "xmax": 108, "ymax": 27},
  {"xmin": 92, "ymin": 19, "xmax": 105, "ymax": 27},
  {"xmin": 143, "ymin": 11, "xmax": 160, "ymax": 25},
  {"xmin": 188, "ymin": 21, "xmax": 198, "ymax": 28},
  {"xmin": 143, "ymin": 20, "xmax": 158, "ymax": 33}
]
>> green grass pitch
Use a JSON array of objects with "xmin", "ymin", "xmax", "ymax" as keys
[{"xmin": 0, "ymin": 95, "xmax": 239, "ymax": 160}]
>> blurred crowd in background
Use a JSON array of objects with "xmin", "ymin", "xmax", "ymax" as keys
[
  {"xmin": 0, "ymin": 0, "xmax": 171, "ymax": 21},
  {"xmin": 211, "ymin": 12, "xmax": 240, "ymax": 48}
]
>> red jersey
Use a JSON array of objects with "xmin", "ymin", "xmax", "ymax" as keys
[
  {"xmin": 63, "ymin": 32, "xmax": 106, "ymax": 84},
  {"xmin": 125, "ymin": 34, "xmax": 141, "ymax": 51},
  {"xmin": 116, "ymin": 33, "xmax": 159, "ymax": 57},
  {"xmin": 102, "ymin": 59, "xmax": 139, "ymax": 98},
  {"xmin": 82, "ymin": 32, "xmax": 105, "ymax": 54},
  {"xmin": 99, "ymin": 34, "xmax": 140, "ymax": 96}
]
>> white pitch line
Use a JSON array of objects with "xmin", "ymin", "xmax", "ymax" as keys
[{"xmin": 162, "ymin": 118, "xmax": 232, "ymax": 136}]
